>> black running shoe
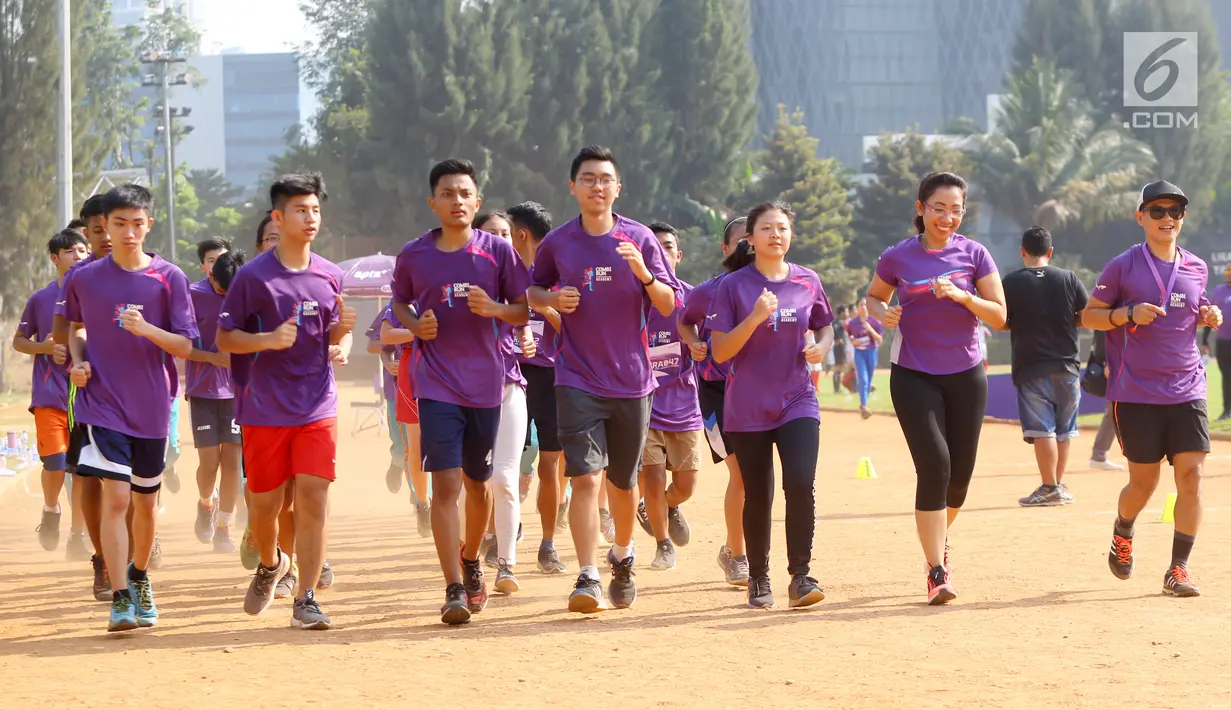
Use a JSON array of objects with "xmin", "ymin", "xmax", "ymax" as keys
[
  {"xmin": 441, "ymin": 582, "xmax": 471, "ymax": 625},
  {"xmin": 1108, "ymin": 534, "xmax": 1133, "ymax": 580},
  {"xmin": 91, "ymin": 554, "xmax": 110, "ymax": 602},
  {"xmin": 636, "ymin": 498, "xmax": 653, "ymax": 536},
  {"xmin": 606, "ymin": 549, "xmax": 637, "ymax": 609},
  {"xmin": 748, "ymin": 575, "xmax": 773, "ymax": 609},
  {"xmin": 1163, "ymin": 565, "xmax": 1200, "ymax": 597},
  {"xmin": 788, "ymin": 574, "xmax": 824, "ymax": 608},
  {"xmin": 667, "ymin": 507, "xmax": 690, "ymax": 547},
  {"xmin": 36, "ymin": 509, "xmax": 61, "ymax": 551}
]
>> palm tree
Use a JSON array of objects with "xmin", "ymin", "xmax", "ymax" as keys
[{"xmin": 950, "ymin": 56, "xmax": 1156, "ymax": 233}]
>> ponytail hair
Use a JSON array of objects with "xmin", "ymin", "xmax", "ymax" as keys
[
  {"xmin": 914, "ymin": 171, "xmax": 968, "ymax": 233},
  {"xmin": 721, "ymin": 238, "xmax": 754, "ymax": 272}
]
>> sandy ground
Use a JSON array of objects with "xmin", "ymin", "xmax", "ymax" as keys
[{"xmin": 1, "ymin": 382, "xmax": 1230, "ymax": 709}]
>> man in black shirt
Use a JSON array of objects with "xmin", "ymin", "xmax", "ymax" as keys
[{"xmin": 1001, "ymin": 226, "xmax": 1089, "ymax": 507}]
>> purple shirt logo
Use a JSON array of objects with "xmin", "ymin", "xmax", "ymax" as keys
[
  {"xmin": 766, "ymin": 310, "xmax": 780, "ymax": 331},
  {"xmin": 439, "ymin": 282, "xmax": 470, "ymax": 307},
  {"xmin": 113, "ymin": 303, "xmax": 143, "ymax": 327},
  {"xmin": 900, "ymin": 268, "xmax": 970, "ymax": 295}
]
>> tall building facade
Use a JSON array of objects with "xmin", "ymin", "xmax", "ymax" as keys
[{"xmin": 751, "ymin": 0, "xmax": 1027, "ymax": 168}]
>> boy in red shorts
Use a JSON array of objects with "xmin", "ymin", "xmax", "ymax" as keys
[{"xmin": 217, "ymin": 173, "xmax": 356, "ymax": 630}]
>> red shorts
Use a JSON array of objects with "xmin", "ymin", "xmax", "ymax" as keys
[
  {"xmin": 242, "ymin": 418, "xmax": 338, "ymax": 494},
  {"xmin": 396, "ymin": 355, "xmax": 420, "ymax": 424}
]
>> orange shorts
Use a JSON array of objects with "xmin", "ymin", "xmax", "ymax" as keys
[
  {"xmin": 396, "ymin": 354, "xmax": 420, "ymax": 424},
  {"xmin": 242, "ymin": 418, "xmax": 337, "ymax": 494},
  {"xmin": 34, "ymin": 408, "xmax": 70, "ymax": 467}
]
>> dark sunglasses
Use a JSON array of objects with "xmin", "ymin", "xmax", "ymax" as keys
[{"xmin": 1145, "ymin": 205, "xmax": 1185, "ymax": 220}]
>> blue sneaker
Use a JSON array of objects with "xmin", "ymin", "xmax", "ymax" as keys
[
  {"xmin": 107, "ymin": 593, "xmax": 139, "ymax": 632},
  {"xmin": 127, "ymin": 564, "xmax": 159, "ymax": 627}
]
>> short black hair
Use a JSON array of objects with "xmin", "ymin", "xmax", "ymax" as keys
[
  {"xmin": 212, "ymin": 250, "xmax": 247, "ymax": 293},
  {"xmin": 48, "ymin": 228, "xmax": 88, "ymax": 255},
  {"xmin": 79, "ymin": 194, "xmax": 106, "ymax": 221},
  {"xmin": 570, "ymin": 145, "xmax": 620, "ymax": 182},
  {"xmin": 256, "ymin": 212, "xmax": 274, "ymax": 250},
  {"xmin": 648, "ymin": 221, "xmax": 677, "ymax": 236},
  {"xmin": 102, "ymin": 183, "xmax": 154, "ymax": 217},
  {"xmin": 506, "ymin": 201, "xmax": 553, "ymax": 242},
  {"xmin": 197, "ymin": 237, "xmax": 232, "ymax": 264},
  {"xmin": 428, "ymin": 159, "xmax": 478, "ymax": 193},
  {"xmin": 65, "ymin": 218, "xmax": 87, "ymax": 233},
  {"xmin": 474, "ymin": 211, "xmax": 509, "ymax": 232},
  {"xmin": 270, "ymin": 172, "xmax": 327, "ymax": 212},
  {"xmin": 1021, "ymin": 226, "xmax": 1052, "ymax": 257}
]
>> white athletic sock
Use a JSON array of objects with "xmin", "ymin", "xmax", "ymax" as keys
[
  {"xmin": 612, "ymin": 541, "xmax": 634, "ymax": 562},
  {"xmin": 199, "ymin": 496, "xmax": 214, "ymax": 509},
  {"xmin": 216, "ymin": 510, "xmax": 235, "ymax": 528},
  {"xmin": 580, "ymin": 565, "xmax": 600, "ymax": 581},
  {"xmin": 43, "ymin": 503, "xmax": 60, "ymax": 514}
]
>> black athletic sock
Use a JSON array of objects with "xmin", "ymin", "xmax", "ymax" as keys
[
  {"xmin": 1114, "ymin": 515, "xmax": 1136, "ymax": 538},
  {"xmin": 113, "ymin": 589, "xmax": 132, "ymax": 602},
  {"xmin": 1171, "ymin": 532, "xmax": 1196, "ymax": 569},
  {"xmin": 129, "ymin": 566, "xmax": 147, "ymax": 582}
]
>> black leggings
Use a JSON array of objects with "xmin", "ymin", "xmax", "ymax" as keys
[
  {"xmin": 1218, "ymin": 343, "xmax": 1231, "ymax": 415},
  {"xmin": 889, "ymin": 364, "xmax": 987, "ymax": 512},
  {"xmin": 728, "ymin": 418, "xmax": 819, "ymax": 580}
]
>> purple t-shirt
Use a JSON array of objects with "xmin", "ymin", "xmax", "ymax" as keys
[
  {"xmin": 648, "ymin": 281, "xmax": 702, "ymax": 431},
  {"xmin": 185, "ymin": 278, "xmax": 234, "ymax": 399},
  {"xmin": 845, "ymin": 317, "xmax": 884, "ymax": 350},
  {"xmin": 54, "ymin": 254, "xmax": 99, "ymax": 318},
  {"xmin": 392, "ymin": 229, "xmax": 531, "ymax": 409},
  {"xmin": 498, "ymin": 322, "xmax": 527, "ymax": 387},
  {"xmin": 218, "ymin": 250, "xmax": 343, "ymax": 427},
  {"xmin": 1212, "ymin": 283, "xmax": 1231, "ymax": 342},
  {"xmin": 680, "ymin": 274, "xmax": 729, "ymax": 382},
  {"xmin": 710, "ymin": 264, "xmax": 833, "ymax": 432},
  {"xmin": 530, "ymin": 215, "xmax": 681, "ymax": 399},
  {"xmin": 1093, "ymin": 244, "xmax": 1208, "ymax": 405},
  {"xmin": 18, "ymin": 280, "xmax": 69, "ymax": 412},
  {"xmin": 366, "ymin": 305, "xmax": 398, "ymax": 401},
  {"xmin": 874, "ymin": 235, "xmax": 997, "ymax": 375},
  {"xmin": 63, "ymin": 255, "xmax": 198, "ymax": 439},
  {"xmin": 516, "ymin": 301, "xmax": 558, "ymax": 368}
]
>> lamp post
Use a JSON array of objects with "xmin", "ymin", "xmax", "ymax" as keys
[
  {"xmin": 141, "ymin": 51, "xmax": 189, "ymax": 261},
  {"xmin": 56, "ymin": 0, "xmax": 71, "ymax": 227}
]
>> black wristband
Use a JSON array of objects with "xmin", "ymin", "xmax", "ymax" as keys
[
  {"xmin": 642, "ymin": 273, "xmax": 656, "ymax": 287},
  {"xmin": 1125, "ymin": 304, "xmax": 1137, "ymax": 326}
]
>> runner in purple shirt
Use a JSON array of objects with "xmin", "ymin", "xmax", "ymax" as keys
[
  {"xmin": 709, "ymin": 201, "xmax": 833, "ymax": 610},
  {"xmin": 391, "ymin": 159, "xmax": 531, "ymax": 626},
  {"xmin": 677, "ymin": 216, "xmax": 750, "ymax": 587},
  {"xmin": 507, "ymin": 200, "xmax": 569, "ymax": 575},
  {"xmin": 16, "ymin": 229, "xmax": 88, "ymax": 554},
  {"xmin": 866, "ymin": 171, "xmax": 1006, "ymax": 607},
  {"xmin": 1201, "ymin": 263, "xmax": 1231, "ymax": 420},
  {"xmin": 182, "ymin": 238, "xmax": 244, "ymax": 554},
  {"xmin": 1081, "ymin": 180, "xmax": 1223, "ymax": 599},
  {"xmin": 527, "ymin": 146, "xmax": 680, "ymax": 614},
  {"xmin": 64, "ymin": 184, "xmax": 198, "ymax": 633},
  {"xmin": 635, "ymin": 222, "xmax": 703, "ymax": 572},
  {"xmin": 218, "ymin": 173, "xmax": 357, "ymax": 631},
  {"xmin": 844, "ymin": 299, "xmax": 884, "ymax": 418}
]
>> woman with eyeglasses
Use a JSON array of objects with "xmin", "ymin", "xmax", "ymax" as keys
[
  {"xmin": 256, "ymin": 214, "xmax": 280, "ymax": 253},
  {"xmin": 865, "ymin": 171, "xmax": 1006, "ymax": 606}
]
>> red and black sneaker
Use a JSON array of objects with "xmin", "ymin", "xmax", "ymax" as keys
[
  {"xmin": 1162, "ymin": 565, "xmax": 1200, "ymax": 597},
  {"xmin": 1108, "ymin": 534, "xmax": 1134, "ymax": 580},
  {"xmin": 462, "ymin": 555, "xmax": 488, "ymax": 613},
  {"xmin": 927, "ymin": 565, "xmax": 956, "ymax": 606}
]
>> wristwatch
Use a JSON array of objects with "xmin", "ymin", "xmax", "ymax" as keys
[
  {"xmin": 1125, "ymin": 304, "xmax": 1137, "ymax": 326},
  {"xmin": 642, "ymin": 273, "xmax": 656, "ymax": 287}
]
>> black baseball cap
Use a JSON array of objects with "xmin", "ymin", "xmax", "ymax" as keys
[{"xmin": 1137, "ymin": 180, "xmax": 1188, "ymax": 210}]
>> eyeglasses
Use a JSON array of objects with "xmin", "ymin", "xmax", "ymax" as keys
[
  {"xmin": 1145, "ymin": 205, "xmax": 1185, "ymax": 220},
  {"xmin": 261, "ymin": 236, "xmax": 280, "ymax": 246},
  {"xmin": 924, "ymin": 202, "xmax": 966, "ymax": 219},
  {"xmin": 576, "ymin": 175, "xmax": 618, "ymax": 189}
]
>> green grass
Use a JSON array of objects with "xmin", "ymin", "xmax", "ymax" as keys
[{"xmin": 820, "ymin": 364, "xmax": 1229, "ymax": 434}]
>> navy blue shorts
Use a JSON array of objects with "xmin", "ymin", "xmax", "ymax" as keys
[
  {"xmin": 76, "ymin": 424, "xmax": 167, "ymax": 495},
  {"xmin": 418, "ymin": 399, "xmax": 501, "ymax": 482}
]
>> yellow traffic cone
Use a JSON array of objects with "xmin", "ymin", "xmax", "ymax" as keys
[
  {"xmin": 856, "ymin": 457, "xmax": 877, "ymax": 479},
  {"xmin": 1160, "ymin": 492, "xmax": 1177, "ymax": 523}
]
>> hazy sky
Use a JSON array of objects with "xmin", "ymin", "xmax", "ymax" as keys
[{"xmin": 194, "ymin": 0, "xmax": 310, "ymax": 55}]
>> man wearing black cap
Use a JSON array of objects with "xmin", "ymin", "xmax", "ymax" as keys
[
  {"xmin": 1081, "ymin": 180, "xmax": 1223, "ymax": 598},
  {"xmin": 1201, "ymin": 262, "xmax": 1231, "ymax": 420}
]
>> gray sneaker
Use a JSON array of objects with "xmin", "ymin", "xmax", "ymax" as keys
[
  {"xmin": 555, "ymin": 501, "xmax": 570, "ymax": 533},
  {"xmin": 717, "ymin": 546, "xmax": 750, "ymax": 587},
  {"xmin": 482, "ymin": 534, "xmax": 498, "ymax": 569},
  {"xmin": 318, "ymin": 560, "xmax": 334, "ymax": 588},
  {"xmin": 212, "ymin": 525, "xmax": 236, "ymax": 553},
  {"xmin": 65, "ymin": 531, "xmax": 91, "ymax": 561},
  {"xmin": 606, "ymin": 549, "xmax": 637, "ymax": 608},
  {"xmin": 1018, "ymin": 484, "xmax": 1065, "ymax": 507},
  {"xmin": 386, "ymin": 462, "xmax": 403, "ymax": 494},
  {"xmin": 291, "ymin": 589, "xmax": 331, "ymax": 630},
  {"xmin": 667, "ymin": 506, "xmax": 690, "ymax": 547},
  {"xmin": 415, "ymin": 501, "xmax": 432, "ymax": 539},
  {"xmin": 36, "ymin": 509, "xmax": 61, "ymax": 551},
  {"xmin": 537, "ymin": 544, "xmax": 566, "ymax": 574},
  {"xmin": 148, "ymin": 535, "xmax": 164, "ymax": 570},
  {"xmin": 748, "ymin": 575, "xmax": 774, "ymax": 609},
  {"xmin": 650, "ymin": 540, "xmax": 676, "ymax": 570},
  {"xmin": 495, "ymin": 560, "xmax": 520, "ymax": 594},
  {"xmin": 1058, "ymin": 483, "xmax": 1075, "ymax": 504},
  {"xmin": 244, "ymin": 550, "xmax": 290, "ymax": 615},
  {"xmin": 275, "ymin": 570, "xmax": 297, "ymax": 600},
  {"xmin": 568, "ymin": 574, "xmax": 606, "ymax": 614},
  {"xmin": 194, "ymin": 500, "xmax": 215, "ymax": 544},
  {"xmin": 599, "ymin": 508, "xmax": 616, "ymax": 544}
]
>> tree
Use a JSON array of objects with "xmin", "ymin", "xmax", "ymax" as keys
[
  {"xmin": 952, "ymin": 57, "xmax": 1155, "ymax": 236},
  {"xmin": 849, "ymin": 131, "xmax": 974, "ymax": 271}
]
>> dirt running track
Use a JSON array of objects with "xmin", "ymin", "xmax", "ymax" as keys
[{"xmin": 1, "ymin": 383, "xmax": 1229, "ymax": 709}]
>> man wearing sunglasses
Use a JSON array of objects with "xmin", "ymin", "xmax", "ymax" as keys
[{"xmin": 1081, "ymin": 180, "xmax": 1223, "ymax": 598}]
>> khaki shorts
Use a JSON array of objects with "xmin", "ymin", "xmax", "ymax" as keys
[{"xmin": 642, "ymin": 428, "xmax": 702, "ymax": 472}]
